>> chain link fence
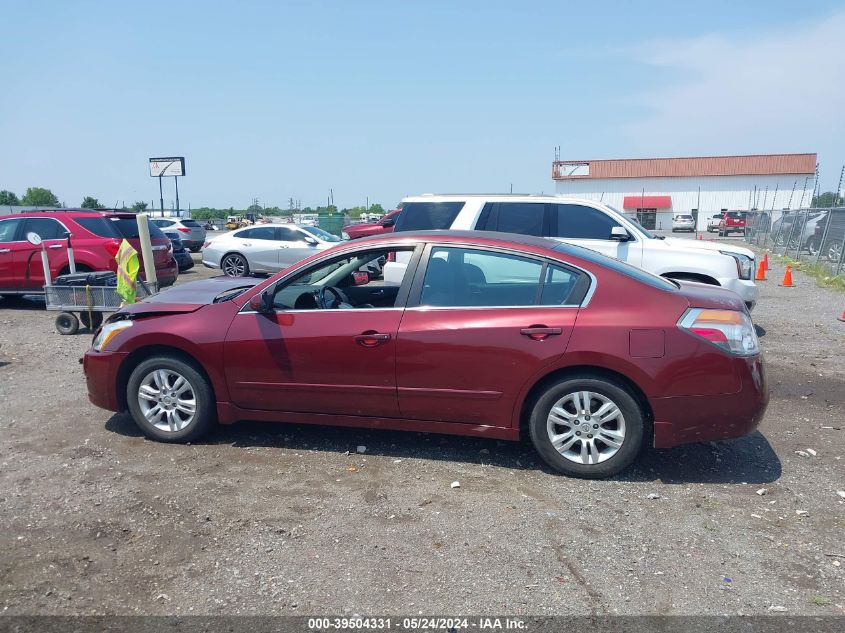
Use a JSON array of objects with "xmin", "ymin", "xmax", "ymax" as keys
[{"xmin": 745, "ymin": 207, "xmax": 845, "ymax": 276}]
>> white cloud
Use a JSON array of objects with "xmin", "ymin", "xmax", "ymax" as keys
[{"xmin": 624, "ymin": 12, "xmax": 845, "ymax": 189}]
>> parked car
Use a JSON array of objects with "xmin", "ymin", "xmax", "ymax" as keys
[
  {"xmin": 150, "ymin": 218, "xmax": 207, "ymax": 252},
  {"xmin": 718, "ymin": 211, "xmax": 747, "ymax": 236},
  {"xmin": 0, "ymin": 209, "xmax": 178, "ymax": 297},
  {"xmin": 342, "ymin": 209, "xmax": 401, "ymax": 240},
  {"xmin": 672, "ymin": 214, "xmax": 695, "ymax": 232},
  {"xmin": 707, "ymin": 212, "xmax": 725, "ymax": 232},
  {"xmin": 83, "ymin": 231, "xmax": 767, "ymax": 478},
  {"xmin": 383, "ymin": 195, "xmax": 758, "ymax": 310},
  {"xmin": 201, "ymin": 223, "xmax": 342, "ymax": 277},
  {"xmin": 163, "ymin": 230, "xmax": 194, "ymax": 273}
]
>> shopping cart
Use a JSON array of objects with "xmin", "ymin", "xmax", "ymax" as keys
[{"xmin": 43, "ymin": 281, "xmax": 158, "ymax": 335}]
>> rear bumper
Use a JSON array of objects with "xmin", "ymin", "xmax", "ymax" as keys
[
  {"xmin": 651, "ymin": 354, "xmax": 768, "ymax": 448},
  {"xmin": 82, "ymin": 349, "xmax": 127, "ymax": 412}
]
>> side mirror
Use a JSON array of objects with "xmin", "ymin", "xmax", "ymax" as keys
[
  {"xmin": 248, "ymin": 290, "xmax": 273, "ymax": 313},
  {"xmin": 610, "ymin": 226, "xmax": 630, "ymax": 241},
  {"xmin": 351, "ymin": 271, "xmax": 370, "ymax": 286},
  {"xmin": 382, "ymin": 216, "xmax": 396, "ymax": 227},
  {"xmin": 303, "ymin": 236, "xmax": 319, "ymax": 245}
]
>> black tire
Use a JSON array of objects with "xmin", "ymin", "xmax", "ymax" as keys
[
  {"xmin": 190, "ymin": 246, "xmax": 202, "ymax": 253},
  {"xmin": 80, "ymin": 311, "xmax": 104, "ymax": 331},
  {"xmin": 528, "ymin": 375, "xmax": 645, "ymax": 478},
  {"xmin": 126, "ymin": 355, "xmax": 216, "ymax": 443},
  {"xmin": 221, "ymin": 253, "xmax": 250, "ymax": 277},
  {"xmin": 55, "ymin": 312, "xmax": 80, "ymax": 335}
]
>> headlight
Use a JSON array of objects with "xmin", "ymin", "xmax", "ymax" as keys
[
  {"xmin": 341, "ymin": 231, "xmax": 350, "ymax": 240},
  {"xmin": 679, "ymin": 308, "xmax": 759, "ymax": 355},
  {"xmin": 720, "ymin": 251, "xmax": 753, "ymax": 280},
  {"xmin": 92, "ymin": 320, "xmax": 133, "ymax": 351}
]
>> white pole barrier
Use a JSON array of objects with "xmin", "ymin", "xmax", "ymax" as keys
[
  {"xmin": 136, "ymin": 213, "xmax": 158, "ymax": 287},
  {"xmin": 40, "ymin": 244, "xmax": 52, "ymax": 286},
  {"xmin": 66, "ymin": 233, "xmax": 77, "ymax": 274}
]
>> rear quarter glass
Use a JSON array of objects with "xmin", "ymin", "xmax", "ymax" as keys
[
  {"xmin": 110, "ymin": 218, "xmax": 167, "ymax": 239},
  {"xmin": 393, "ymin": 201, "xmax": 464, "ymax": 231},
  {"xmin": 74, "ymin": 216, "xmax": 122, "ymax": 238}
]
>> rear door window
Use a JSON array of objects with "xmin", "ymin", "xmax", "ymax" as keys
[
  {"xmin": 484, "ymin": 202, "xmax": 546, "ymax": 236},
  {"xmin": 393, "ymin": 202, "xmax": 464, "ymax": 232},
  {"xmin": 23, "ymin": 217, "xmax": 66, "ymax": 240},
  {"xmin": 553, "ymin": 204, "xmax": 621, "ymax": 240},
  {"xmin": 237, "ymin": 227, "xmax": 277, "ymax": 240}
]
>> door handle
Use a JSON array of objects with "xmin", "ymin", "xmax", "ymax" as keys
[
  {"xmin": 49, "ymin": 244, "xmax": 63, "ymax": 249},
  {"xmin": 242, "ymin": 242, "xmax": 252, "ymax": 247},
  {"xmin": 0, "ymin": 248, "xmax": 10, "ymax": 253},
  {"xmin": 520, "ymin": 326, "xmax": 563, "ymax": 341},
  {"xmin": 354, "ymin": 332, "xmax": 391, "ymax": 347}
]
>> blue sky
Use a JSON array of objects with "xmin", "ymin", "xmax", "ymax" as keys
[{"xmin": 2, "ymin": 0, "xmax": 844, "ymax": 209}]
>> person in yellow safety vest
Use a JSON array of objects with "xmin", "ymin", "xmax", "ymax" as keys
[{"xmin": 115, "ymin": 239, "xmax": 140, "ymax": 304}]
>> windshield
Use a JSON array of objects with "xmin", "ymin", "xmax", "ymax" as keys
[
  {"xmin": 302, "ymin": 225, "xmax": 342, "ymax": 242},
  {"xmin": 607, "ymin": 205, "xmax": 659, "ymax": 239}
]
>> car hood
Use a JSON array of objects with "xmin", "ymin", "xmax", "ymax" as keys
[
  {"xmin": 119, "ymin": 276, "xmax": 261, "ymax": 315},
  {"xmin": 661, "ymin": 238, "xmax": 754, "ymax": 258}
]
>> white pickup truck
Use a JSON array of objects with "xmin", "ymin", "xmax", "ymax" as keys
[{"xmin": 384, "ymin": 195, "xmax": 758, "ymax": 310}]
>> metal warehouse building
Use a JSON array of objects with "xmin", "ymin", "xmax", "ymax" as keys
[{"xmin": 552, "ymin": 153, "xmax": 816, "ymax": 231}]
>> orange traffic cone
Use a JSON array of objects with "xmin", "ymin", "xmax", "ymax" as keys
[
  {"xmin": 839, "ymin": 309, "xmax": 845, "ymax": 322},
  {"xmin": 755, "ymin": 261, "xmax": 767, "ymax": 281},
  {"xmin": 762, "ymin": 252, "xmax": 770, "ymax": 271},
  {"xmin": 697, "ymin": 233, "xmax": 703, "ymax": 240},
  {"xmin": 779, "ymin": 266, "xmax": 794, "ymax": 287}
]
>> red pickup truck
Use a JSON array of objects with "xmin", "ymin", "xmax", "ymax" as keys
[
  {"xmin": 719, "ymin": 211, "xmax": 748, "ymax": 237},
  {"xmin": 342, "ymin": 209, "xmax": 400, "ymax": 240}
]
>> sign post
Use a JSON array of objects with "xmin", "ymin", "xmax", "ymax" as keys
[{"xmin": 149, "ymin": 157, "xmax": 186, "ymax": 217}]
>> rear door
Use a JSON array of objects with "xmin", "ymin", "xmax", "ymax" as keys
[
  {"xmin": 396, "ymin": 245, "xmax": 586, "ymax": 428},
  {"xmin": 233, "ymin": 227, "xmax": 280, "ymax": 272},
  {"xmin": 15, "ymin": 217, "xmax": 68, "ymax": 288}
]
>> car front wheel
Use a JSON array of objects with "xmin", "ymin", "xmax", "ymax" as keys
[
  {"xmin": 221, "ymin": 253, "xmax": 250, "ymax": 277},
  {"xmin": 127, "ymin": 356, "xmax": 216, "ymax": 442},
  {"xmin": 528, "ymin": 375, "xmax": 644, "ymax": 478}
]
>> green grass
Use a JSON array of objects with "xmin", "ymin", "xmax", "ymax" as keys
[
  {"xmin": 769, "ymin": 254, "xmax": 845, "ymax": 292},
  {"xmin": 810, "ymin": 595, "xmax": 832, "ymax": 606}
]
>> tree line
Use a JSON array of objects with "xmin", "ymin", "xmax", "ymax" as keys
[{"xmin": 0, "ymin": 187, "xmax": 388, "ymax": 218}]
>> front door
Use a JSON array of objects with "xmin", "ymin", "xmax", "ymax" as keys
[
  {"xmin": 0, "ymin": 217, "xmax": 25, "ymax": 289},
  {"xmin": 223, "ymin": 246, "xmax": 418, "ymax": 417},
  {"xmin": 396, "ymin": 246, "xmax": 583, "ymax": 428}
]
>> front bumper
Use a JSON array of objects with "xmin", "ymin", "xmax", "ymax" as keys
[
  {"xmin": 82, "ymin": 349, "xmax": 127, "ymax": 412},
  {"xmin": 718, "ymin": 277, "xmax": 758, "ymax": 311},
  {"xmin": 652, "ymin": 354, "xmax": 768, "ymax": 448}
]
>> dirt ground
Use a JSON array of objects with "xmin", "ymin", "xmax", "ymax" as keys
[{"xmin": 1, "ymin": 238, "xmax": 843, "ymax": 616}]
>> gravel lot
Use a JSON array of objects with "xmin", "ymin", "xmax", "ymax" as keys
[{"xmin": 1, "ymin": 237, "xmax": 843, "ymax": 616}]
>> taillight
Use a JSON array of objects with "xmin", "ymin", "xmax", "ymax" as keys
[
  {"xmin": 103, "ymin": 239, "xmax": 120, "ymax": 258},
  {"xmin": 679, "ymin": 308, "xmax": 759, "ymax": 356},
  {"xmin": 177, "ymin": 227, "xmax": 191, "ymax": 233},
  {"xmin": 202, "ymin": 241, "xmax": 211, "ymax": 249}
]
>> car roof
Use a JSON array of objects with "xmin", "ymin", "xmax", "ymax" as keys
[
  {"xmin": 349, "ymin": 229, "xmax": 561, "ymax": 252},
  {"xmin": 1, "ymin": 208, "xmax": 140, "ymax": 219},
  {"xmin": 400, "ymin": 194, "xmax": 610, "ymax": 206}
]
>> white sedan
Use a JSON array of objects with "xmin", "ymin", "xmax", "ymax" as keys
[{"xmin": 202, "ymin": 224, "xmax": 343, "ymax": 277}]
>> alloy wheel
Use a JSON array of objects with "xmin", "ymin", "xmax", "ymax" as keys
[
  {"xmin": 222, "ymin": 254, "xmax": 247, "ymax": 277},
  {"xmin": 546, "ymin": 391, "xmax": 626, "ymax": 465},
  {"xmin": 137, "ymin": 368, "xmax": 197, "ymax": 433}
]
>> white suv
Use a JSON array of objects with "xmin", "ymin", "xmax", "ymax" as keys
[{"xmin": 384, "ymin": 195, "xmax": 758, "ymax": 309}]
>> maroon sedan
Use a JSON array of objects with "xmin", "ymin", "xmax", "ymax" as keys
[
  {"xmin": 83, "ymin": 231, "xmax": 767, "ymax": 478},
  {"xmin": 342, "ymin": 209, "xmax": 400, "ymax": 239}
]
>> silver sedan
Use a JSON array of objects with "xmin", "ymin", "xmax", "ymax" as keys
[{"xmin": 202, "ymin": 224, "xmax": 343, "ymax": 277}]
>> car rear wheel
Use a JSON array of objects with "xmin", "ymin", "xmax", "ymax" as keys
[
  {"xmin": 221, "ymin": 253, "xmax": 250, "ymax": 277},
  {"xmin": 528, "ymin": 375, "xmax": 644, "ymax": 478},
  {"xmin": 127, "ymin": 356, "xmax": 216, "ymax": 443}
]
